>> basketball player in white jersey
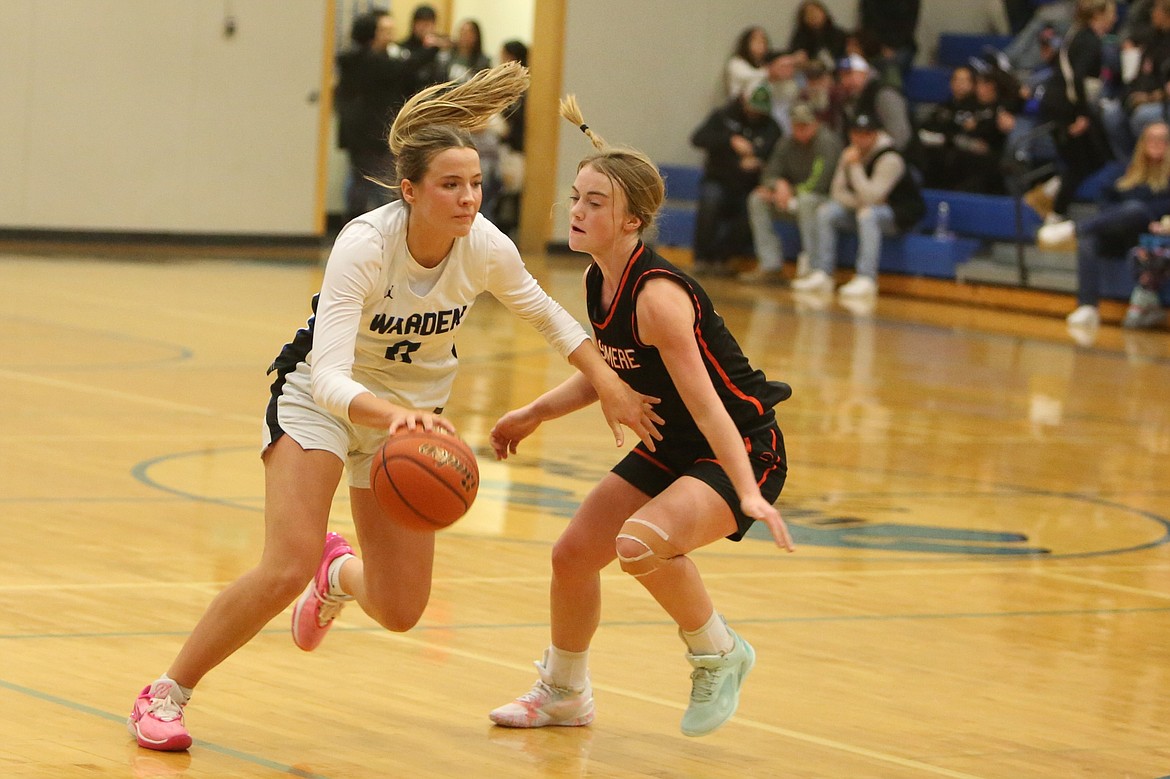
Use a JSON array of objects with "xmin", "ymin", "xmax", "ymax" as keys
[{"xmin": 127, "ymin": 63, "xmax": 662, "ymax": 752}]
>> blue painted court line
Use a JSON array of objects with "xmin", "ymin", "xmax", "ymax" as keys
[{"xmin": 0, "ymin": 677, "xmax": 331, "ymax": 779}]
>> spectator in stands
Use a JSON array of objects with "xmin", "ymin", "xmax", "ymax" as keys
[
  {"xmin": 836, "ymin": 53, "xmax": 913, "ymax": 152},
  {"xmin": 494, "ymin": 40, "xmax": 528, "ymax": 239},
  {"xmin": 1005, "ymin": 0, "xmax": 1076, "ymax": 74},
  {"xmin": 763, "ymin": 50, "xmax": 805, "ymax": 134},
  {"xmin": 690, "ymin": 80, "xmax": 783, "ymax": 276},
  {"xmin": 726, "ymin": 26, "xmax": 771, "ymax": 101},
  {"xmin": 1120, "ymin": 0, "xmax": 1156, "ymax": 41},
  {"xmin": 741, "ymin": 102, "xmax": 843, "ymax": 283},
  {"xmin": 438, "ymin": 19, "xmax": 491, "ymax": 84},
  {"xmin": 802, "ymin": 61, "xmax": 841, "ymax": 130},
  {"xmin": 1117, "ymin": 0, "xmax": 1170, "ymax": 150},
  {"xmin": 789, "ymin": 2, "xmax": 848, "ymax": 71},
  {"xmin": 1037, "ymin": 121, "xmax": 1170, "ymax": 328},
  {"xmin": 917, "ymin": 66, "xmax": 980, "ymax": 186},
  {"xmin": 1010, "ymin": 24, "xmax": 1065, "ymax": 182},
  {"xmin": 397, "ymin": 4, "xmax": 447, "ymax": 96},
  {"xmin": 335, "ymin": 10, "xmax": 433, "ymax": 221},
  {"xmin": 792, "ymin": 112, "xmax": 926, "ymax": 298},
  {"xmin": 858, "ymin": 0, "xmax": 922, "ymax": 83},
  {"xmin": 1122, "ymin": 220, "xmax": 1170, "ymax": 327},
  {"xmin": 952, "ymin": 65, "xmax": 1014, "ymax": 192},
  {"xmin": 1039, "ymin": 0, "xmax": 1118, "ymax": 223}
]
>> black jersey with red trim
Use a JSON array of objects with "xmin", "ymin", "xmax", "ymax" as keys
[{"xmin": 585, "ymin": 241, "xmax": 790, "ymax": 446}]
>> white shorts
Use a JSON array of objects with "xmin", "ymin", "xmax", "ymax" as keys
[{"xmin": 262, "ymin": 362, "xmax": 384, "ymax": 489}]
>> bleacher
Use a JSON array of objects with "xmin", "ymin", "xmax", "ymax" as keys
[
  {"xmin": 659, "ymin": 163, "xmax": 1009, "ymax": 282},
  {"xmin": 652, "ymin": 27, "xmax": 1168, "ymax": 305}
]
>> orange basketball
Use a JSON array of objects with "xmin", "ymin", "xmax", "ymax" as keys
[{"xmin": 369, "ymin": 430, "xmax": 479, "ymax": 531}]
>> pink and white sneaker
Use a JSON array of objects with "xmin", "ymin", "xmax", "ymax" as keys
[
  {"xmin": 291, "ymin": 531, "xmax": 354, "ymax": 651},
  {"xmin": 489, "ymin": 658, "xmax": 595, "ymax": 728},
  {"xmin": 127, "ymin": 682, "xmax": 192, "ymax": 751}
]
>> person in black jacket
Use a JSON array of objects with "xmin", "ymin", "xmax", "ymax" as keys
[
  {"xmin": 789, "ymin": 1, "xmax": 848, "ymax": 71},
  {"xmin": 335, "ymin": 10, "xmax": 442, "ymax": 222},
  {"xmin": 689, "ymin": 82, "xmax": 783, "ymax": 275},
  {"xmin": 1039, "ymin": 0, "xmax": 1118, "ymax": 220},
  {"xmin": 858, "ymin": 0, "xmax": 921, "ymax": 82}
]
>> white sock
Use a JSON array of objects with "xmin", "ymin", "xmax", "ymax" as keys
[
  {"xmin": 327, "ymin": 553, "xmax": 356, "ymax": 598},
  {"xmin": 542, "ymin": 645, "xmax": 589, "ymax": 691},
  {"xmin": 156, "ymin": 674, "xmax": 192, "ymax": 705},
  {"xmin": 1043, "ymin": 176, "xmax": 1061, "ymax": 197},
  {"xmin": 681, "ymin": 612, "xmax": 734, "ymax": 656}
]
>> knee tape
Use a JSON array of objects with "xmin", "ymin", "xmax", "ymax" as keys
[{"xmin": 616, "ymin": 518, "xmax": 680, "ymax": 577}]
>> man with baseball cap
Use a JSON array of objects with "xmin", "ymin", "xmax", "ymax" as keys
[
  {"xmin": 689, "ymin": 78, "xmax": 783, "ymax": 276},
  {"xmin": 792, "ymin": 111, "xmax": 924, "ymax": 298},
  {"xmin": 741, "ymin": 101, "xmax": 842, "ymax": 284},
  {"xmin": 836, "ymin": 53, "xmax": 912, "ymax": 152}
]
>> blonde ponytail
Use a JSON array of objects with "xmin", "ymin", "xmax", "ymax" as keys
[
  {"xmin": 559, "ymin": 94, "xmax": 607, "ymax": 151},
  {"xmin": 559, "ymin": 94, "xmax": 665, "ymax": 237}
]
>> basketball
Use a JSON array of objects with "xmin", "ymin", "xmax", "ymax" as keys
[{"xmin": 369, "ymin": 430, "xmax": 479, "ymax": 531}]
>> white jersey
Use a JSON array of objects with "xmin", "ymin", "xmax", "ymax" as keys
[{"xmin": 274, "ymin": 201, "xmax": 589, "ymax": 421}]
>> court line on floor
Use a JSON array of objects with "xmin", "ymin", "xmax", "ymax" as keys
[
  {"xmin": 0, "ymin": 677, "xmax": 330, "ymax": 779},
  {"xmin": 1036, "ymin": 569, "xmax": 1170, "ymax": 600},
  {"xmin": 371, "ymin": 630, "xmax": 988, "ymax": 779},
  {"xmin": 0, "ymin": 633, "xmax": 987, "ymax": 779}
]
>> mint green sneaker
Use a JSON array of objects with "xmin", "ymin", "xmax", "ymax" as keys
[{"xmin": 679, "ymin": 630, "xmax": 756, "ymax": 737}]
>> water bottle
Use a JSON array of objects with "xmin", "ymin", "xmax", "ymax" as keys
[{"xmin": 934, "ymin": 201, "xmax": 953, "ymax": 240}]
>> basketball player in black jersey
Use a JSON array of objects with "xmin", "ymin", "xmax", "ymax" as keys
[{"xmin": 488, "ymin": 95, "xmax": 794, "ymax": 737}]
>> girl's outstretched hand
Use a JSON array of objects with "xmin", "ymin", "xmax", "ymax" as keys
[
  {"xmin": 741, "ymin": 495, "xmax": 795, "ymax": 552},
  {"xmin": 489, "ymin": 408, "xmax": 540, "ymax": 460}
]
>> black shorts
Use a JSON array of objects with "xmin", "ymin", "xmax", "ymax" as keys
[{"xmin": 611, "ymin": 424, "xmax": 787, "ymax": 541}]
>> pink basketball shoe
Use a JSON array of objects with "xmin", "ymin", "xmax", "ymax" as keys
[
  {"xmin": 291, "ymin": 532, "xmax": 354, "ymax": 651},
  {"xmin": 127, "ymin": 681, "xmax": 192, "ymax": 751}
]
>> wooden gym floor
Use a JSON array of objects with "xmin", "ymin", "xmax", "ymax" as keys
[{"xmin": 1, "ymin": 248, "xmax": 1168, "ymax": 778}]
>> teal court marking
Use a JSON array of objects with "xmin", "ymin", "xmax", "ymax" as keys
[
  {"xmin": 0, "ymin": 677, "xmax": 331, "ymax": 779},
  {"xmin": 132, "ymin": 448, "xmax": 1170, "ymax": 562}
]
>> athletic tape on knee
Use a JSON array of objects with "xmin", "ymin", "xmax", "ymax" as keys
[{"xmin": 616, "ymin": 518, "xmax": 680, "ymax": 577}]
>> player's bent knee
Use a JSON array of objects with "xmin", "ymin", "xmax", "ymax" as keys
[
  {"xmin": 366, "ymin": 599, "xmax": 425, "ymax": 633},
  {"xmin": 616, "ymin": 518, "xmax": 680, "ymax": 577}
]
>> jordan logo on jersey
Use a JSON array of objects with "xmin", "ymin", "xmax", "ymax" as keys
[
  {"xmin": 599, "ymin": 341, "xmax": 641, "ymax": 370},
  {"xmin": 385, "ymin": 285, "xmax": 395, "ymax": 299},
  {"xmin": 369, "ymin": 305, "xmax": 467, "ymax": 336}
]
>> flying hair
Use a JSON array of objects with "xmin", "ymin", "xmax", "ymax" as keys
[{"xmin": 389, "ymin": 61, "xmax": 530, "ymax": 157}]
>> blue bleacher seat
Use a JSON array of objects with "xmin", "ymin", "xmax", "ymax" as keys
[
  {"xmin": 937, "ymin": 33, "xmax": 1013, "ymax": 68},
  {"xmin": 921, "ymin": 189, "xmax": 1042, "ymax": 241},
  {"xmin": 656, "ymin": 203, "xmax": 697, "ymax": 248},
  {"xmin": 904, "ymin": 67, "xmax": 952, "ymax": 106},
  {"xmin": 651, "ymin": 166, "xmax": 989, "ymax": 279},
  {"xmin": 660, "ymin": 164, "xmax": 703, "ymax": 201}
]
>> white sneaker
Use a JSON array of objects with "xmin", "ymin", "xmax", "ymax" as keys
[
  {"xmin": 489, "ymin": 656, "xmax": 595, "ymax": 728},
  {"xmin": 1066, "ymin": 304, "xmax": 1100, "ymax": 327},
  {"xmin": 791, "ymin": 269, "xmax": 833, "ymax": 293},
  {"xmin": 837, "ymin": 275, "xmax": 877, "ymax": 298},
  {"xmin": 1037, "ymin": 220, "xmax": 1076, "ymax": 249}
]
